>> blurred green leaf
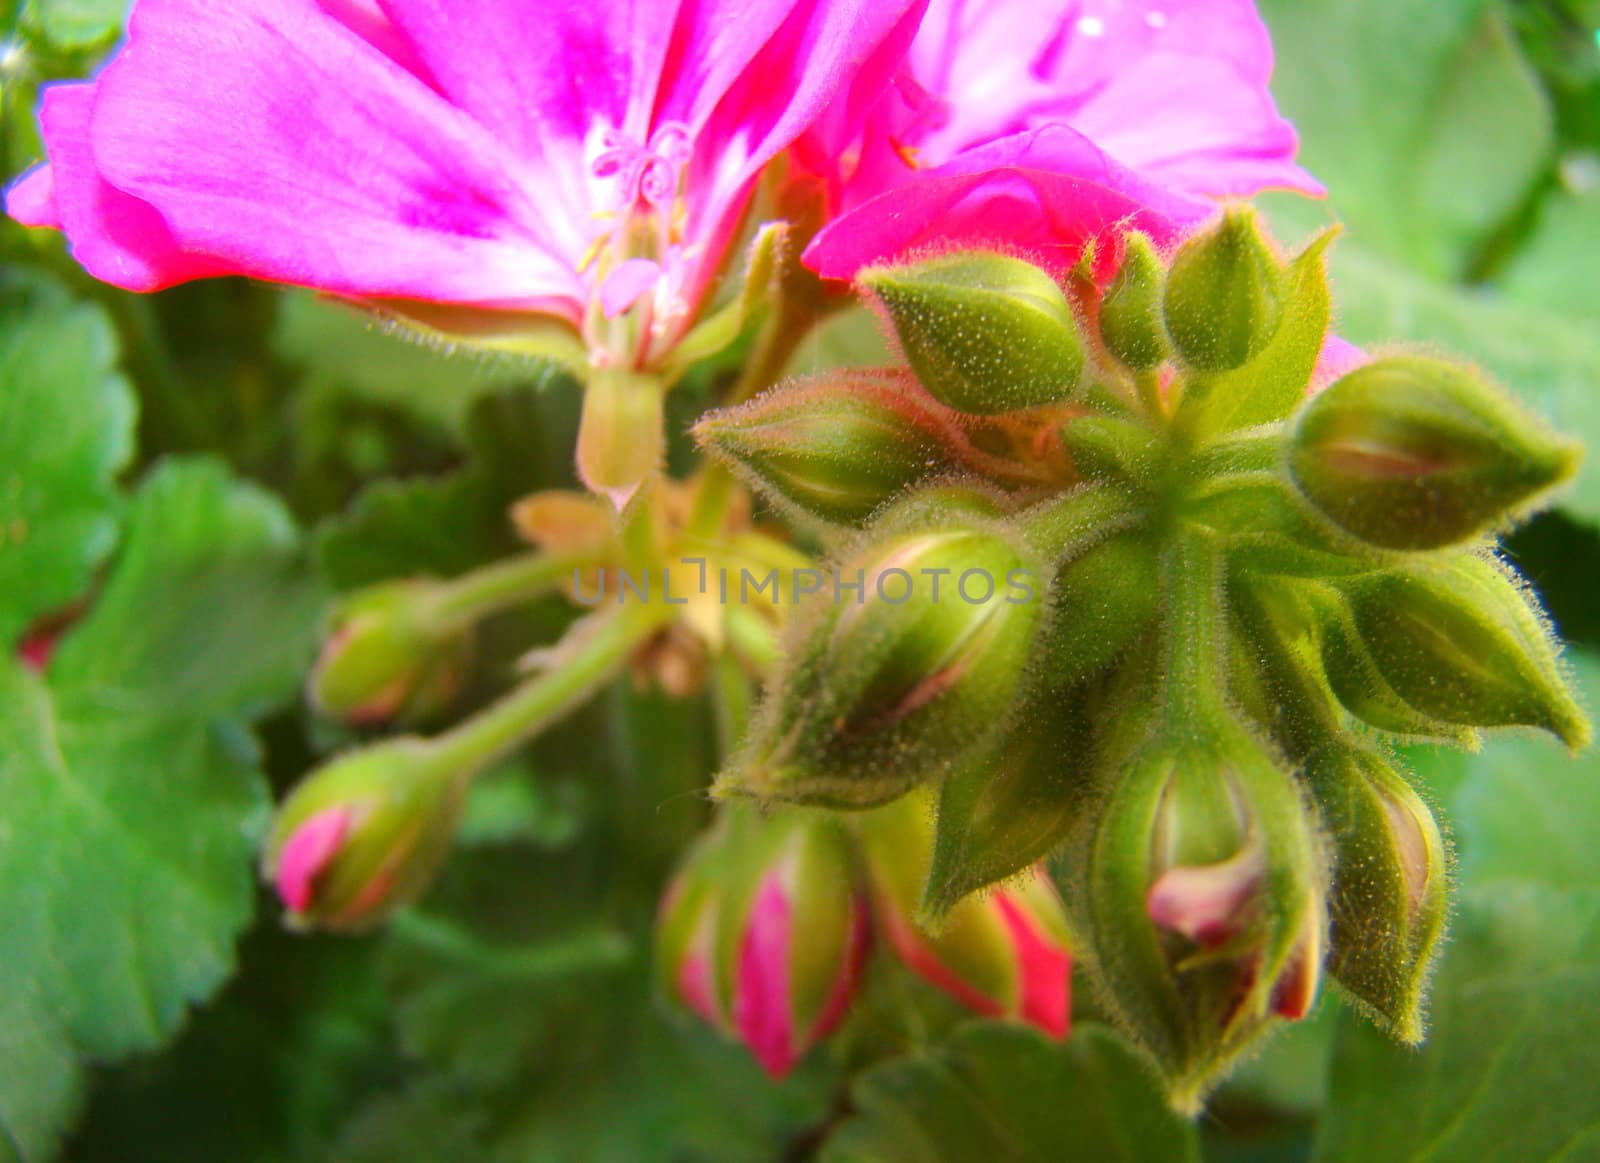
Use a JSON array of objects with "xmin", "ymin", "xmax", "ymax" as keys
[
  {"xmin": 1450, "ymin": 650, "xmax": 1600, "ymax": 889},
  {"xmin": 820, "ymin": 1024, "xmax": 1200, "ymax": 1163},
  {"xmin": 0, "ymin": 970, "xmax": 81, "ymax": 1163},
  {"xmin": 0, "ymin": 459, "xmax": 320, "ymax": 1160},
  {"xmin": 273, "ymin": 293, "xmax": 561, "ymax": 437},
  {"xmin": 318, "ymin": 1080, "xmax": 489, "ymax": 1163},
  {"xmin": 1315, "ymin": 653, "xmax": 1600, "ymax": 1162},
  {"xmin": 1314, "ymin": 883, "xmax": 1600, "ymax": 1163},
  {"xmin": 1262, "ymin": 0, "xmax": 1553, "ymax": 279},
  {"xmin": 27, "ymin": 0, "xmax": 128, "ymax": 50},
  {"xmin": 1501, "ymin": 180, "xmax": 1600, "ymax": 320},
  {"xmin": 0, "ymin": 269, "xmax": 135, "ymax": 646},
  {"xmin": 316, "ymin": 387, "xmax": 581, "ymax": 590}
]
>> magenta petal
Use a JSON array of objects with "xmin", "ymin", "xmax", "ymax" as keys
[
  {"xmin": 85, "ymin": 0, "xmax": 585, "ymax": 311},
  {"xmin": 1311, "ymin": 335, "xmax": 1371, "ymax": 393},
  {"xmin": 804, "ymin": 128, "xmax": 1204, "ymax": 280},
  {"xmin": 993, "ymin": 890, "xmax": 1072, "ymax": 1039},
  {"xmin": 600, "ymin": 258, "xmax": 664, "ymax": 319},
  {"xmin": 275, "ymin": 806, "xmax": 353, "ymax": 913},
  {"xmin": 5, "ymin": 164, "xmax": 60, "ymax": 229},
  {"xmin": 13, "ymin": 83, "xmax": 228, "ymax": 291},
  {"xmin": 1147, "ymin": 848, "xmax": 1266, "ymax": 947},
  {"xmin": 734, "ymin": 874, "xmax": 797, "ymax": 1078}
]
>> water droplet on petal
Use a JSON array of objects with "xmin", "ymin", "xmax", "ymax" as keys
[{"xmin": 1077, "ymin": 15, "xmax": 1106, "ymax": 37}]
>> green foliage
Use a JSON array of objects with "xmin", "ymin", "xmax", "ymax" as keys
[
  {"xmin": 0, "ymin": 270, "xmax": 135, "ymax": 645},
  {"xmin": 0, "ymin": 459, "xmax": 321, "ymax": 1160},
  {"xmin": 820, "ymin": 1024, "xmax": 1200, "ymax": 1162}
]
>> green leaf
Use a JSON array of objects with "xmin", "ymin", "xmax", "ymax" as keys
[
  {"xmin": 316, "ymin": 387, "xmax": 581, "ymax": 589},
  {"xmin": 1314, "ymin": 883, "xmax": 1600, "ymax": 1163},
  {"xmin": 0, "ymin": 269, "xmax": 136, "ymax": 645},
  {"xmin": 1261, "ymin": 0, "xmax": 1553, "ymax": 279},
  {"xmin": 821, "ymin": 1024, "xmax": 1200, "ymax": 1163},
  {"xmin": 0, "ymin": 969, "xmax": 81, "ymax": 1163},
  {"xmin": 1450, "ymin": 651, "xmax": 1600, "ymax": 889},
  {"xmin": 29, "ymin": 0, "xmax": 130, "ymax": 49},
  {"xmin": 0, "ymin": 459, "xmax": 321, "ymax": 1157},
  {"xmin": 1501, "ymin": 185, "xmax": 1600, "ymax": 322},
  {"xmin": 319, "ymin": 1080, "xmax": 489, "ymax": 1163},
  {"xmin": 273, "ymin": 293, "xmax": 559, "ymax": 437}
]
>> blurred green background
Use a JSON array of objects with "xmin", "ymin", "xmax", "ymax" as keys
[{"xmin": 2, "ymin": 1, "xmax": 1599, "ymax": 1161}]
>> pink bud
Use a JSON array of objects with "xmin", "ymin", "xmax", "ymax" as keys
[
  {"xmin": 273, "ymin": 805, "xmax": 353, "ymax": 914},
  {"xmin": 879, "ymin": 867, "xmax": 1073, "ymax": 1039},
  {"xmin": 18, "ymin": 630, "xmax": 57, "ymax": 672},
  {"xmin": 1146, "ymin": 845, "xmax": 1266, "ymax": 947},
  {"xmin": 733, "ymin": 871, "xmax": 870, "ymax": 1078}
]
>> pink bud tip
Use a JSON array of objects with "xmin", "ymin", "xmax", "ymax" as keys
[
  {"xmin": 274, "ymin": 806, "xmax": 353, "ymax": 913},
  {"xmin": 734, "ymin": 875, "xmax": 797, "ymax": 1078},
  {"xmin": 18, "ymin": 632, "xmax": 56, "ymax": 672},
  {"xmin": 994, "ymin": 890, "xmax": 1073, "ymax": 1039},
  {"xmin": 1147, "ymin": 847, "xmax": 1265, "ymax": 947}
]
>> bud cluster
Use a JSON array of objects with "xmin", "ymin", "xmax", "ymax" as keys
[
  {"xmin": 655, "ymin": 798, "xmax": 1073, "ymax": 1077},
  {"xmin": 697, "ymin": 211, "xmax": 1586, "ymax": 1106}
]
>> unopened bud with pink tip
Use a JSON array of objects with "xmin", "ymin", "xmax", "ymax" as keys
[
  {"xmin": 861, "ymin": 793, "xmax": 1074, "ymax": 1037},
  {"xmin": 263, "ymin": 738, "xmax": 468, "ymax": 932},
  {"xmin": 1087, "ymin": 720, "xmax": 1327, "ymax": 1110},
  {"xmin": 309, "ymin": 581, "xmax": 472, "ymax": 726},
  {"xmin": 656, "ymin": 809, "xmax": 869, "ymax": 1078}
]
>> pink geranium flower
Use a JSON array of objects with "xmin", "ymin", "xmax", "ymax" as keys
[
  {"xmin": 6, "ymin": 0, "xmax": 925, "ymax": 368},
  {"xmin": 801, "ymin": 0, "xmax": 1322, "ymax": 278}
]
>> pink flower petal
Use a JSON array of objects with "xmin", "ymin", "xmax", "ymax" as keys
[
  {"xmin": 993, "ymin": 889, "xmax": 1072, "ymax": 1039},
  {"xmin": 600, "ymin": 258, "xmax": 665, "ymax": 319},
  {"xmin": 804, "ymin": 126, "xmax": 1202, "ymax": 280},
  {"xmin": 8, "ymin": 83, "xmax": 228, "ymax": 291},
  {"xmin": 734, "ymin": 874, "xmax": 797, "ymax": 1078},
  {"xmin": 1311, "ymin": 334, "xmax": 1371, "ymax": 393},
  {"xmin": 274, "ymin": 806, "xmax": 353, "ymax": 914},
  {"xmin": 4, "ymin": 164, "xmax": 60, "ymax": 229},
  {"xmin": 1147, "ymin": 847, "xmax": 1266, "ymax": 947},
  {"xmin": 83, "ymin": 0, "xmax": 587, "ymax": 310}
]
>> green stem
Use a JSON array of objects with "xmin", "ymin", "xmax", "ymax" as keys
[
  {"xmin": 1162, "ymin": 529, "xmax": 1228, "ymax": 725},
  {"xmin": 430, "ymin": 607, "xmax": 664, "ymax": 777},
  {"xmin": 1018, "ymin": 484, "xmax": 1145, "ymax": 562},
  {"xmin": 686, "ymin": 461, "xmax": 737, "ymax": 544},
  {"xmin": 1136, "ymin": 370, "xmax": 1166, "ymax": 424},
  {"xmin": 427, "ymin": 551, "xmax": 598, "ymax": 626}
]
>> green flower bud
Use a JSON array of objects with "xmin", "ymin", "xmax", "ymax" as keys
[
  {"xmin": 576, "ymin": 365, "xmax": 664, "ymax": 510},
  {"xmin": 1163, "ymin": 207, "xmax": 1285, "ymax": 373},
  {"xmin": 309, "ymin": 581, "xmax": 473, "ymax": 727},
  {"xmin": 1307, "ymin": 747, "xmax": 1447, "ymax": 1043},
  {"xmin": 693, "ymin": 372, "xmax": 972, "ymax": 526},
  {"xmin": 263, "ymin": 738, "xmax": 467, "ymax": 931},
  {"xmin": 1088, "ymin": 720, "xmax": 1326, "ymax": 1109},
  {"xmin": 923, "ymin": 696, "xmax": 1092, "ymax": 917},
  {"xmin": 1344, "ymin": 556, "xmax": 1588, "ymax": 748},
  {"xmin": 1288, "ymin": 356, "xmax": 1580, "ymax": 550},
  {"xmin": 1099, "ymin": 232, "xmax": 1169, "ymax": 371},
  {"xmin": 861, "ymin": 252, "xmax": 1085, "ymax": 414},
  {"xmin": 719, "ymin": 523, "xmax": 1045, "ymax": 808}
]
